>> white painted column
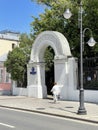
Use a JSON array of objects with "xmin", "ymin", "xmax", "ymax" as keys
[
  {"xmin": 68, "ymin": 57, "xmax": 79, "ymax": 100},
  {"xmin": 37, "ymin": 62, "xmax": 47, "ymax": 98},
  {"xmin": 27, "ymin": 62, "xmax": 47, "ymax": 98},
  {"xmin": 27, "ymin": 62, "xmax": 38, "ymax": 97},
  {"xmin": 54, "ymin": 56, "xmax": 68, "ymax": 99}
]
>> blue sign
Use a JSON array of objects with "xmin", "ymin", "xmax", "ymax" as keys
[{"xmin": 30, "ymin": 67, "xmax": 36, "ymax": 75}]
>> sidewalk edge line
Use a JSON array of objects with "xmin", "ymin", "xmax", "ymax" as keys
[{"xmin": 0, "ymin": 105, "xmax": 98, "ymax": 124}]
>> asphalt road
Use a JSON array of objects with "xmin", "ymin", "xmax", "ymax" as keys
[{"xmin": 0, "ymin": 107, "xmax": 98, "ymax": 130}]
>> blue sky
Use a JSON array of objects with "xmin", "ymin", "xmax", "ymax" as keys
[{"xmin": 0, "ymin": 0, "xmax": 45, "ymax": 34}]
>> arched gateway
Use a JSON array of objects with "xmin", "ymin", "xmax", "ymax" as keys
[{"xmin": 27, "ymin": 31, "xmax": 77, "ymax": 99}]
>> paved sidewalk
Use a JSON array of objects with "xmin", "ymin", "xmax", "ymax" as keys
[{"xmin": 0, "ymin": 96, "xmax": 98, "ymax": 123}]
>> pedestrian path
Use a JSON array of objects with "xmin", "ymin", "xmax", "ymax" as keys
[{"xmin": 0, "ymin": 96, "xmax": 98, "ymax": 123}]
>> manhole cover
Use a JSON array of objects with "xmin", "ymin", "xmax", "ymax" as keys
[
  {"xmin": 36, "ymin": 108, "xmax": 45, "ymax": 110},
  {"xmin": 65, "ymin": 106, "xmax": 74, "ymax": 108}
]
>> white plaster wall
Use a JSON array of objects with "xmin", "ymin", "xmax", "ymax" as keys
[
  {"xmin": 12, "ymin": 81, "xmax": 28, "ymax": 96},
  {"xmin": 85, "ymin": 90, "xmax": 98, "ymax": 103},
  {"xmin": 27, "ymin": 85, "xmax": 38, "ymax": 97},
  {"xmin": 13, "ymin": 87, "xmax": 28, "ymax": 96},
  {"xmin": 67, "ymin": 89, "xmax": 98, "ymax": 103}
]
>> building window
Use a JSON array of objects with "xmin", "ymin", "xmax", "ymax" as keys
[
  {"xmin": 5, "ymin": 72, "xmax": 11, "ymax": 83},
  {"xmin": 0, "ymin": 69, "xmax": 3, "ymax": 83},
  {"xmin": 12, "ymin": 43, "xmax": 15, "ymax": 49}
]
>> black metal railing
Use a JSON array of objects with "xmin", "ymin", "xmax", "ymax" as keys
[{"xmin": 78, "ymin": 57, "xmax": 98, "ymax": 90}]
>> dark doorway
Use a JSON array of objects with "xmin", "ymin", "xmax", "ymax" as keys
[
  {"xmin": 44, "ymin": 46, "xmax": 55, "ymax": 95},
  {"xmin": 45, "ymin": 64, "xmax": 54, "ymax": 95}
]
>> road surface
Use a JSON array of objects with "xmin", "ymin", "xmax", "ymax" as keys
[{"xmin": 0, "ymin": 107, "xmax": 98, "ymax": 130}]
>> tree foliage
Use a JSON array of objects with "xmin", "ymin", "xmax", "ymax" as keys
[
  {"xmin": 4, "ymin": 34, "xmax": 33, "ymax": 87},
  {"xmin": 31, "ymin": 0, "xmax": 98, "ymax": 57},
  {"xmin": 44, "ymin": 46, "xmax": 54, "ymax": 71}
]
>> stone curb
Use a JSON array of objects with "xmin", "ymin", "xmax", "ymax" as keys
[{"xmin": 0, "ymin": 105, "xmax": 98, "ymax": 124}]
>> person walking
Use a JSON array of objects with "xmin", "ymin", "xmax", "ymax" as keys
[{"xmin": 51, "ymin": 82, "xmax": 61, "ymax": 103}]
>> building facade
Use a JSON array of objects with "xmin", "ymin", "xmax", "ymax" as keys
[{"xmin": 0, "ymin": 30, "xmax": 19, "ymax": 95}]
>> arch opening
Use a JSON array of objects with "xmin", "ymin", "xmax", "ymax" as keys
[{"xmin": 44, "ymin": 46, "xmax": 55, "ymax": 96}]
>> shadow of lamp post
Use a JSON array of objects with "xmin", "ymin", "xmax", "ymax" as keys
[{"xmin": 63, "ymin": 1, "xmax": 96, "ymax": 115}]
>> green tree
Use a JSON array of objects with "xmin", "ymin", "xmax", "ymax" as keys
[
  {"xmin": 31, "ymin": 0, "xmax": 98, "ymax": 57},
  {"xmin": 4, "ymin": 34, "xmax": 33, "ymax": 87}
]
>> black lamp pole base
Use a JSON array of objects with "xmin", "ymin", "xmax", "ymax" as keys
[
  {"xmin": 77, "ymin": 89, "xmax": 87, "ymax": 115},
  {"xmin": 77, "ymin": 108, "xmax": 87, "ymax": 115}
]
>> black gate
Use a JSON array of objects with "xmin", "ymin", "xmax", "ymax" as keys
[{"xmin": 79, "ymin": 57, "xmax": 98, "ymax": 90}]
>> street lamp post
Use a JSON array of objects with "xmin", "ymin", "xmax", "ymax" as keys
[{"xmin": 63, "ymin": 1, "xmax": 96, "ymax": 115}]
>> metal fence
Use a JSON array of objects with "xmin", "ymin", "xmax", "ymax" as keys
[{"xmin": 78, "ymin": 57, "xmax": 98, "ymax": 90}]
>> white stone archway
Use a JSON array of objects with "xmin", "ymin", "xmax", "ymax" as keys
[{"xmin": 27, "ymin": 31, "xmax": 77, "ymax": 99}]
